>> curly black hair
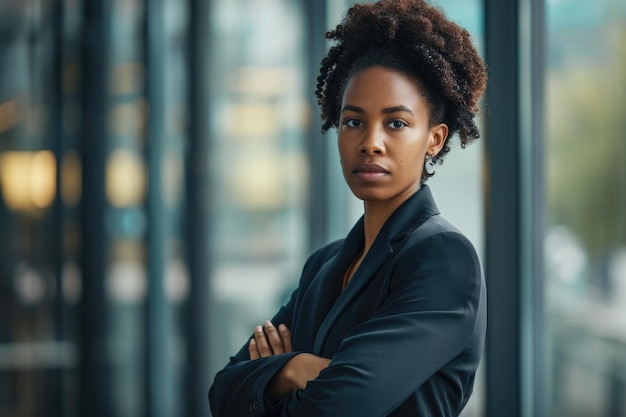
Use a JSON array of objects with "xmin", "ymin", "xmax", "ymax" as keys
[{"xmin": 315, "ymin": 0, "xmax": 487, "ymax": 169}]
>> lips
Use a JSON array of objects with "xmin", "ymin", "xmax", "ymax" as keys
[{"xmin": 353, "ymin": 163, "xmax": 389, "ymax": 181}]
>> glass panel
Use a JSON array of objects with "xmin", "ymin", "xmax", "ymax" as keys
[
  {"xmin": 207, "ymin": 0, "xmax": 308, "ymax": 376},
  {"xmin": 157, "ymin": 0, "xmax": 191, "ymax": 414},
  {"xmin": 106, "ymin": 0, "xmax": 148, "ymax": 415},
  {"xmin": 0, "ymin": 1, "xmax": 77, "ymax": 416},
  {"xmin": 545, "ymin": 0, "xmax": 626, "ymax": 416}
]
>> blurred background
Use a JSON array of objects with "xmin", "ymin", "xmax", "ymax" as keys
[{"xmin": 0, "ymin": 0, "xmax": 624, "ymax": 416}]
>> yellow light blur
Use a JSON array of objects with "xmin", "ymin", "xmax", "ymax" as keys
[
  {"xmin": 230, "ymin": 152, "xmax": 285, "ymax": 209},
  {"xmin": 227, "ymin": 102, "xmax": 278, "ymax": 139},
  {"xmin": 61, "ymin": 151, "xmax": 82, "ymax": 207},
  {"xmin": 106, "ymin": 149, "xmax": 146, "ymax": 208},
  {"xmin": 0, "ymin": 100, "xmax": 18, "ymax": 133},
  {"xmin": 229, "ymin": 67, "xmax": 299, "ymax": 98},
  {"xmin": 0, "ymin": 152, "xmax": 30, "ymax": 210},
  {"xmin": 31, "ymin": 151, "xmax": 57, "ymax": 208},
  {"xmin": 0, "ymin": 151, "xmax": 57, "ymax": 212}
]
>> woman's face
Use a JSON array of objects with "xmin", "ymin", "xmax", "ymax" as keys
[{"xmin": 338, "ymin": 66, "xmax": 448, "ymax": 208}]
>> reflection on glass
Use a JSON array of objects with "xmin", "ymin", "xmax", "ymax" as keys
[
  {"xmin": 105, "ymin": 149, "xmax": 147, "ymax": 208},
  {"xmin": 208, "ymin": 0, "xmax": 308, "ymax": 376},
  {"xmin": 545, "ymin": 0, "xmax": 626, "ymax": 416},
  {"xmin": 0, "ymin": 151, "xmax": 57, "ymax": 212}
]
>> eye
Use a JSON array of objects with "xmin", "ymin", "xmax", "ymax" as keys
[
  {"xmin": 387, "ymin": 120, "xmax": 407, "ymax": 129},
  {"xmin": 344, "ymin": 118, "xmax": 362, "ymax": 128}
]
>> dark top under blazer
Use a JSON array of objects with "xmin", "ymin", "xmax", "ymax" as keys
[{"xmin": 209, "ymin": 186, "xmax": 487, "ymax": 417}]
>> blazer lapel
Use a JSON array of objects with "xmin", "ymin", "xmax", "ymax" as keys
[{"xmin": 313, "ymin": 186, "xmax": 441, "ymax": 355}]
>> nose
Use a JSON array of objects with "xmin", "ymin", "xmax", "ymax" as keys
[{"xmin": 358, "ymin": 128, "xmax": 385, "ymax": 155}]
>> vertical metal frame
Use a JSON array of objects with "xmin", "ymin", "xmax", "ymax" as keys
[
  {"xmin": 305, "ymin": 0, "xmax": 330, "ymax": 251},
  {"xmin": 51, "ymin": 0, "xmax": 67, "ymax": 416},
  {"xmin": 484, "ymin": 0, "xmax": 545, "ymax": 416},
  {"xmin": 185, "ymin": 0, "xmax": 212, "ymax": 415},
  {"xmin": 519, "ymin": 0, "xmax": 546, "ymax": 415},
  {"xmin": 483, "ymin": 0, "xmax": 522, "ymax": 415},
  {"xmin": 79, "ymin": 0, "xmax": 112, "ymax": 415},
  {"xmin": 144, "ymin": 0, "xmax": 171, "ymax": 415}
]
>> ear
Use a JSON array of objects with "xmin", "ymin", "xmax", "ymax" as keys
[{"xmin": 427, "ymin": 123, "xmax": 448, "ymax": 156}]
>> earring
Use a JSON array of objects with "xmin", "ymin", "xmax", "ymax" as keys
[{"xmin": 424, "ymin": 154, "xmax": 436, "ymax": 176}]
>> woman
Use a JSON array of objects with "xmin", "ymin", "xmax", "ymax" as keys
[{"xmin": 209, "ymin": 1, "xmax": 487, "ymax": 416}]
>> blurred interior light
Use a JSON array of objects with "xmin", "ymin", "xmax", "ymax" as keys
[
  {"xmin": 13, "ymin": 262, "xmax": 46, "ymax": 305},
  {"xmin": 62, "ymin": 261, "xmax": 82, "ymax": 304},
  {"xmin": 31, "ymin": 151, "xmax": 57, "ymax": 208},
  {"xmin": 0, "ymin": 151, "xmax": 57, "ymax": 212},
  {"xmin": 0, "ymin": 100, "xmax": 18, "ymax": 133},
  {"xmin": 106, "ymin": 260, "xmax": 147, "ymax": 304},
  {"xmin": 61, "ymin": 150, "xmax": 82, "ymax": 207},
  {"xmin": 110, "ymin": 63, "xmax": 145, "ymax": 95},
  {"xmin": 106, "ymin": 149, "xmax": 146, "ymax": 208},
  {"xmin": 108, "ymin": 99, "xmax": 149, "ymax": 137},
  {"xmin": 165, "ymin": 259, "xmax": 190, "ymax": 304},
  {"xmin": 227, "ymin": 102, "xmax": 278, "ymax": 138},
  {"xmin": 229, "ymin": 67, "xmax": 299, "ymax": 98},
  {"xmin": 230, "ymin": 151, "xmax": 285, "ymax": 209}
]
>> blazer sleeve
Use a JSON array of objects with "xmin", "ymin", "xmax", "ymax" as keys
[
  {"xmin": 208, "ymin": 247, "xmax": 329, "ymax": 417},
  {"xmin": 266, "ymin": 230, "xmax": 484, "ymax": 417},
  {"xmin": 208, "ymin": 289, "xmax": 300, "ymax": 417}
]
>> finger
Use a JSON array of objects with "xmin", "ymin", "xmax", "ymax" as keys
[
  {"xmin": 254, "ymin": 325, "xmax": 273, "ymax": 357},
  {"xmin": 263, "ymin": 321, "xmax": 285, "ymax": 355},
  {"xmin": 278, "ymin": 324, "xmax": 292, "ymax": 353},
  {"xmin": 248, "ymin": 338, "xmax": 260, "ymax": 360}
]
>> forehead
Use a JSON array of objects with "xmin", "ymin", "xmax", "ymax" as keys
[{"xmin": 341, "ymin": 66, "xmax": 428, "ymax": 108}]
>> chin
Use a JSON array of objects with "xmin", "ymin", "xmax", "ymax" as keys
[{"xmin": 348, "ymin": 188, "xmax": 389, "ymax": 203}]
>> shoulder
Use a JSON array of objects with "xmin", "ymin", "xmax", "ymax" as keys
[
  {"xmin": 391, "ymin": 214, "xmax": 482, "ymax": 296},
  {"xmin": 401, "ymin": 214, "xmax": 478, "ymax": 260},
  {"xmin": 296, "ymin": 239, "xmax": 344, "ymax": 287},
  {"xmin": 304, "ymin": 239, "xmax": 344, "ymax": 268}
]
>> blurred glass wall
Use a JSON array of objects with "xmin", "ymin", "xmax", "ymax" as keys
[
  {"xmin": 544, "ymin": 0, "xmax": 626, "ymax": 416},
  {"xmin": 0, "ymin": 0, "xmax": 486, "ymax": 415},
  {"xmin": 1, "ymin": 0, "xmax": 584, "ymax": 416}
]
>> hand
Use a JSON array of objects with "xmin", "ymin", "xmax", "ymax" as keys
[
  {"xmin": 248, "ymin": 321, "xmax": 292, "ymax": 360},
  {"xmin": 266, "ymin": 353, "xmax": 331, "ymax": 403},
  {"xmin": 281, "ymin": 353, "xmax": 331, "ymax": 390}
]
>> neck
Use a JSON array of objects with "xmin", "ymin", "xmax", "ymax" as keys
[{"xmin": 361, "ymin": 186, "xmax": 420, "ymax": 254}]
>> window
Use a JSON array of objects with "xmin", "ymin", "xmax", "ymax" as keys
[{"xmin": 544, "ymin": 0, "xmax": 626, "ymax": 415}]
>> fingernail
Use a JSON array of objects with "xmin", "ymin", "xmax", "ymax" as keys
[
  {"xmin": 255, "ymin": 325, "xmax": 263, "ymax": 332},
  {"xmin": 278, "ymin": 324, "xmax": 286, "ymax": 331},
  {"xmin": 264, "ymin": 320, "xmax": 273, "ymax": 327},
  {"xmin": 250, "ymin": 338, "xmax": 256, "ymax": 345}
]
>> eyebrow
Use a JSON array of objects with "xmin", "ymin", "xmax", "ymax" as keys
[{"xmin": 341, "ymin": 104, "xmax": 415, "ymax": 116}]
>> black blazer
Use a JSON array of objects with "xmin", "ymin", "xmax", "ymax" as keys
[{"xmin": 209, "ymin": 186, "xmax": 486, "ymax": 417}]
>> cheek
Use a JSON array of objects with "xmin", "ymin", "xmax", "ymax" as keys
[{"xmin": 337, "ymin": 138, "xmax": 350, "ymax": 160}]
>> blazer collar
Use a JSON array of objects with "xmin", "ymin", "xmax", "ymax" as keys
[
  {"xmin": 373, "ymin": 184, "xmax": 440, "ymax": 247},
  {"xmin": 313, "ymin": 186, "xmax": 440, "ymax": 354}
]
